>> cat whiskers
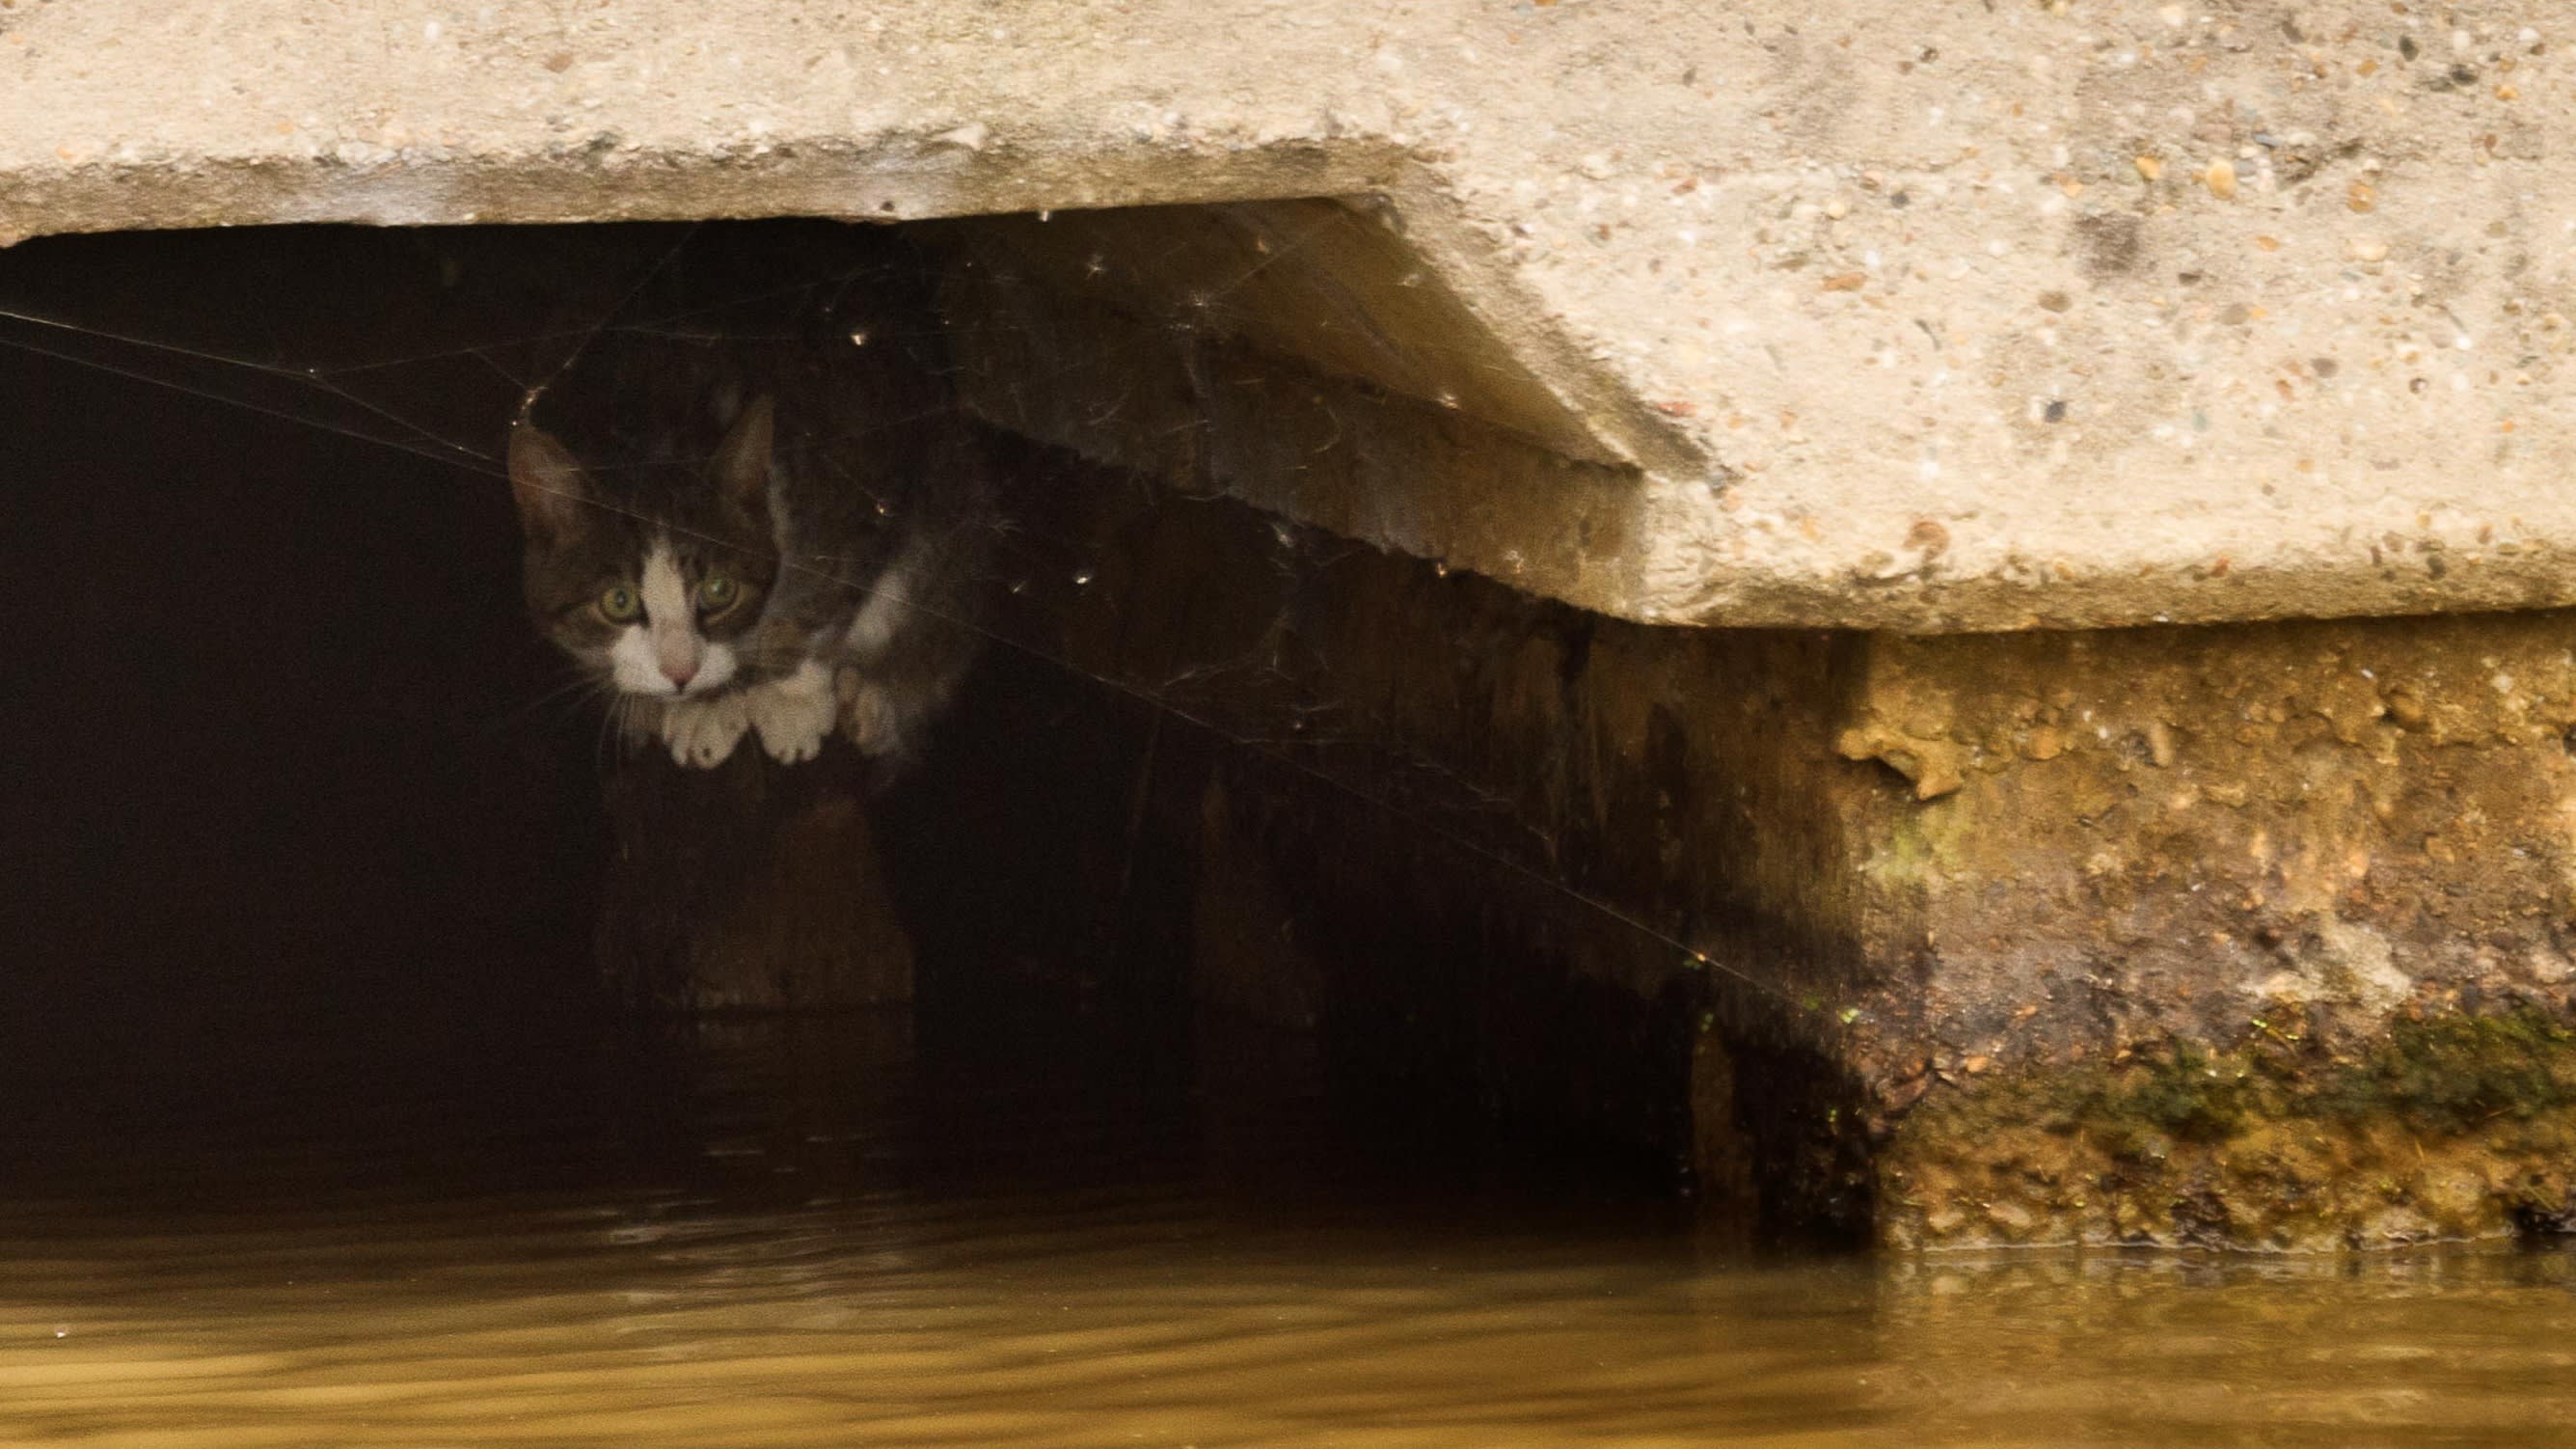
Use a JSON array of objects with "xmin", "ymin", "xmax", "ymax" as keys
[
  {"xmin": 481, "ymin": 669, "xmax": 621, "ymax": 742},
  {"xmin": 599, "ymin": 691, "xmax": 657, "ymax": 772}
]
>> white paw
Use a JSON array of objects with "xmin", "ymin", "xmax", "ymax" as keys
[
  {"xmin": 618, "ymin": 697, "xmax": 666, "ymax": 750},
  {"xmin": 748, "ymin": 663, "xmax": 838, "ymax": 764},
  {"xmin": 841, "ymin": 678, "xmax": 903, "ymax": 757},
  {"xmin": 663, "ymin": 693, "xmax": 750, "ymax": 768}
]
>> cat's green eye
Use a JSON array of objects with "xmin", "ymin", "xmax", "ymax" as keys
[
  {"xmin": 697, "ymin": 572, "xmax": 739, "ymax": 613},
  {"xmin": 598, "ymin": 585, "xmax": 642, "ymax": 623}
]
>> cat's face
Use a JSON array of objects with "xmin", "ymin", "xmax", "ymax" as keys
[{"xmin": 507, "ymin": 398, "xmax": 785, "ymax": 699}]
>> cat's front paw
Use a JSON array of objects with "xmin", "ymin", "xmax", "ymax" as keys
[
  {"xmin": 748, "ymin": 664, "xmax": 838, "ymax": 765},
  {"xmin": 663, "ymin": 693, "xmax": 750, "ymax": 768},
  {"xmin": 839, "ymin": 675, "xmax": 904, "ymax": 758}
]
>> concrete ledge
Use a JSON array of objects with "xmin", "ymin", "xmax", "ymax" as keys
[{"xmin": 12, "ymin": 1, "xmax": 2576, "ymax": 630}]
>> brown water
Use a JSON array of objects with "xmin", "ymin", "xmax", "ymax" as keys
[{"xmin": 5, "ymin": 1014, "xmax": 2575, "ymax": 1449}]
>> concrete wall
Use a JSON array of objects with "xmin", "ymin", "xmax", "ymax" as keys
[{"xmin": 987, "ymin": 440, "xmax": 2576, "ymax": 1248}]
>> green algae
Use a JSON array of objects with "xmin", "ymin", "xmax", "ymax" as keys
[
  {"xmin": 2310, "ymin": 1010, "xmax": 2576, "ymax": 1133},
  {"xmin": 1883, "ymin": 1009, "xmax": 2576, "ymax": 1249},
  {"xmin": 2001, "ymin": 1010, "xmax": 2576, "ymax": 1147},
  {"xmin": 2092, "ymin": 1041, "xmax": 2252, "ymax": 1146}
]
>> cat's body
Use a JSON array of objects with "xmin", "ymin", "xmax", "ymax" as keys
[{"xmin": 507, "ymin": 231, "xmax": 990, "ymax": 770}]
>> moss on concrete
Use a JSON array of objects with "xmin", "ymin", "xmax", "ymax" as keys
[{"xmin": 1884, "ymin": 1009, "xmax": 2576, "ymax": 1250}]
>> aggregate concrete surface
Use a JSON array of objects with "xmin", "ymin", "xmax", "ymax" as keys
[{"xmin": 7, "ymin": 0, "xmax": 2575, "ymax": 632}]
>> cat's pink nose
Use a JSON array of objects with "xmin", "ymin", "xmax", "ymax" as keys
[{"xmin": 663, "ymin": 661, "xmax": 698, "ymax": 689}]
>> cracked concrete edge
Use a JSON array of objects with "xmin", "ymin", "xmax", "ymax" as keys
[
  {"xmin": 0, "ymin": 136, "xmax": 1397, "ymax": 241},
  {"xmin": 1641, "ymin": 518, "xmax": 2576, "ymax": 633}
]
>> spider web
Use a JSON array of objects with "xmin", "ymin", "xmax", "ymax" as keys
[{"xmin": 0, "ymin": 211, "xmax": 1783, "ymax": 1011}]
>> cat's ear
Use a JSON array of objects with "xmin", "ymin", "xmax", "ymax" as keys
[
  {"xmin": 507, "ymin": 424, "xmax": 590, "ymax": 540},
  {"xmin": 710, "ymin": 396, "xmax": 775, "ymax": 508}
]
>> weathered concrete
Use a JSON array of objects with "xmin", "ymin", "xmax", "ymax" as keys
[
  {"xmin": 965, "ymin": 424, "xmax": 2576, "ymax": 1246},
  {"xmin": 11, "ymin": 1, "xmax": 2576, "ymax": 630},
  {"xmin": 1835, "ymin": 616, "xmax": 2576, "ymax": 1246}
]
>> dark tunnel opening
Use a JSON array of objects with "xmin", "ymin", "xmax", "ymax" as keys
[{"xmin": 0, "ymin": 218, "xmax": 1720, "ymax": 1233}]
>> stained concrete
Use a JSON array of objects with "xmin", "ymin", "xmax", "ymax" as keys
[
  {"xmin": 962, "ymin": 422, "xmax": 2576, "ymax": 1247},
  {"xmin": 11, "ymin": 0, "xmax": 2576, "ymax": 630},
  {"xmin": 1835, "ymin": 617, "xmax": 2576, "ymax": 1245}
]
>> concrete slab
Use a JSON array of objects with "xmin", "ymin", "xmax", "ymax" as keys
[{"xmin": 7, "ymin": 0, "xmax": 2576, "ymax": 630}]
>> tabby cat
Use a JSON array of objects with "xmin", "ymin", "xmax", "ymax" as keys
[{"xmin": 505, "ymin": 232, "xmax": 989, "ymax": 770}]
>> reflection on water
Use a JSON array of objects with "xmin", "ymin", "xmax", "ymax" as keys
[{"xmin": 3, "ymin": 1011, "xmax": 2574, "ymax": 1448}]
